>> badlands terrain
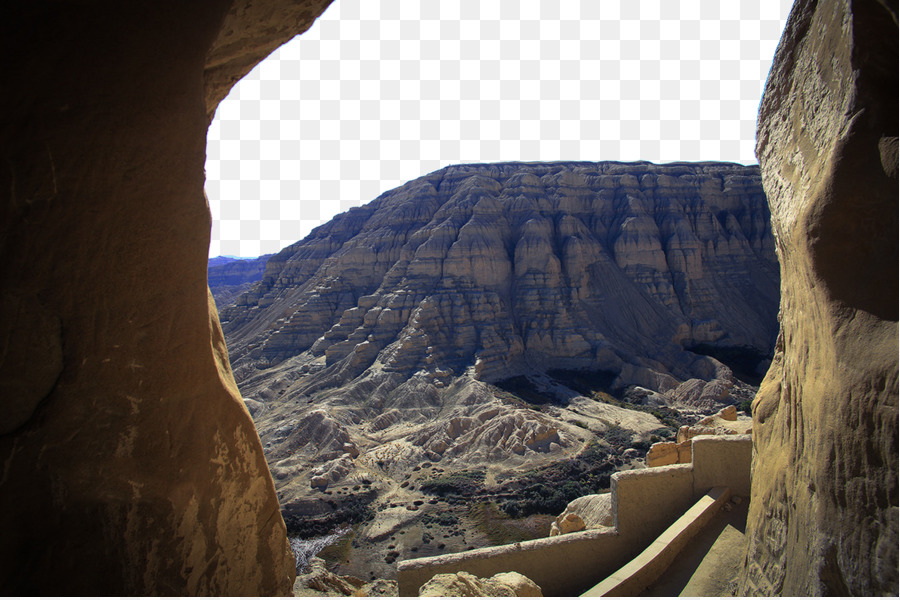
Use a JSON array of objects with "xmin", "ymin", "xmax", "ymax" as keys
[{"xmin": 209, "ymin": 160, "xmax": 779, "ymax": 581}]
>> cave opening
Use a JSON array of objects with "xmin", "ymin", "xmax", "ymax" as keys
[{"xmin": 202, "ymin": 0, "xmax": 792, "ymax": 583}]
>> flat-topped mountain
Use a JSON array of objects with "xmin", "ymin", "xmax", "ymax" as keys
[
  {"xmin": 222, "ymin": 161, "xmax": 777, "ymax": 393},
  {"xmin": 215, "ymin": 160, "xmax": 780, "ymax": 578}
]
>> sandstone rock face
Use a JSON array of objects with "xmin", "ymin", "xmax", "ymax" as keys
[
  {"xmin": 740, "ymin": 0, "xmax": 898, "ymax": 595},
  {"xmin": 419, "ymin": 570, "xmax": 542, "ymax": 597},
  {"xmin": 204, "ymin": 0, "xmax": 335, "ymax": 121},
  {"xmin": 0, "ymin": 1, "xmax": 334, "ymax": 595}
]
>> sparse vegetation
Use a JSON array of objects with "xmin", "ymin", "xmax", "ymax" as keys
[
  {"xmin": 468, "ymin": 501, "xmax": 554, "ymax": 545},
  {"xmin": 498, "ymin": 441, "xmax": 614, "ymax": 518},
  {"xmin": 421, "ymin": 512, "xmax": 459, "ymax": 527},
  {"xmin": 501, "ymin": 480, "xmax": 592, "ymax": 517},
  {"xmin": 601, "ymin": 423, "xmax": 634, "ymax": 447},
  {"xmin": 282, "ymin": 492, "xmax": 375, "ymax": 538},
  {"xmin": 419, "ymin": 469, "xmax": 486, "ymax": 497},
  {"xmin": 547, "ymin": 369, "xmax": 618, "ymax": 395},
  {"xmin": 549, "ymin": 368, "xmax": 691, "ymax": 428}
]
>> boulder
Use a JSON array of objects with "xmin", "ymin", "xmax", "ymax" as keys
[
  {"xmin": 718, "ymin": 404, "xmax": 737, "ymax": 421},
  {"xmin": 550, "ymin": 493, "xmax": 614, "ymax": 537},
  {"xmin": 419, "ymin": 571, "xmax": 542, "ymax": 597},
  {"xmin": 292, "ymin": 557, "xmax": 397, "ymax": 596},
  {"xmin": 646, "ymin": 440, "xmax": 693, "ymax": 467},
  {"xmin": 549, "ymin": 513, "xmax": 586, "ymax": 536}
]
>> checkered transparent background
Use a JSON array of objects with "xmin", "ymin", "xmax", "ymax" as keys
[{"xmin": 205, "ymin": 0, "xmax": 793, "ymax": 258}]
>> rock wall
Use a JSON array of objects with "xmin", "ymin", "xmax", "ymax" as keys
[
  {"xmin": 741, "ymin": 0, "xmax": 898, "ymax": 595},
  {"xmin": 0, "ymin": 1, "xmax": 332, "ymax": 595}
]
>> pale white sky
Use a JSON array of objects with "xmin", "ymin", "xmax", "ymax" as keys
[{"xmin": 205, "ymin": 0, "xmax": 793, "ymax": 258}]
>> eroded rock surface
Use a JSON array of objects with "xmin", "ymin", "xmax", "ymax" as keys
[
  {"xmin": 740, "ymin": 0, "xmax": 898, "ymax": 595},
  {"xmin": 0, "ymin": 1, "xmax": 336, "ymax": 595},
  {"xmin": 419, "ymin": 570, "xmax": 542, "ymax": 597},
  {"xmin": 222, "ymin": 162, "xmax": 778, "ymax": 393},
  {"xmin": 293, "ymin": 557, "xmax": 398, "ymax": 597},
  {"xmin": 212, "ymin": 160, "xmax": 778, "ymax": 579},
  {"xmin": 220, "ymin": 164, "xmax": 779, "ymax": 481},
  {"xmin": 549, "ymin": 493, "xmax": 614, "ymax": 536}
]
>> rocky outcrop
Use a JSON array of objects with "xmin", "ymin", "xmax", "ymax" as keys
[
  {"xmin": 645, "ymin": 439, "xmax": 694, "ymax": 468},
  {"xmin": 740, "ymin": 0, "xmax": 898, "ymax": 595},
  {"xmin": 0, "ymin": 1, "xmax": 336, "ymax": 595},
  {"xmin": 549, "ymin": 493, "xmax": 614, "ymax": 536},
  {"xmin": 646, "ymin": 405, "xmax": 751, "ymax": 467},
  {"xmin": 676, "ymin": 404, "xmax": 750, "ymax": 443},
  {"xmin": 419, "ymin": 570, "xmax": 542, "ymax": 597},
  {"xmin": 293, "ymin": 557, "xmax": 398, "ymax": 596}
]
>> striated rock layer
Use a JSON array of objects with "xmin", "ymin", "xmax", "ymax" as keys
[
  {"xmin": 216, "ymin": 161, "xmax": 780, "ymax": 542},
  {"xmin": 0, "ymin": 1, "xmax": 334, "ymax": 595},
  {"xmin": 222, "ymin": 160, "xmax": 779, "ymax": 396},
  {"xmin": 740, "ymin": 0, "xmax": 898, "ymax": 595}
]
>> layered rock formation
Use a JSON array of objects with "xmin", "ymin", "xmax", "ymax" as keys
[
  {"xmin": 222, "ymin": 161, "xmax": 778, "ymax": 397},
  {"xmin": 740, "ymin": 0, "xmax": 898, "ymax": 595},
  {"xmin": 209, "ymin": 254, "xmax": 271, "ymax": 306},
  {"xmin": 211, "ymin": 161, "xmax": 779, "ymax": 576},
  {"xmin": 0, "ymin": 1, "xmax": 334, "ymax": 595}
]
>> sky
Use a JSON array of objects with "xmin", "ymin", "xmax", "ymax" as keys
[{"xmin": 205, "ymin": 0, "xmax": 794, "ymax": 259}]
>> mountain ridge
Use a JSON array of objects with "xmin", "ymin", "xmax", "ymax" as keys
[
  {"xmin": 220, "ymin": 160, "xmax": 778, "ymax": 393},
  {"xmin": 211, "ymin": 159, "xmax": 780, "ymax": 579}
]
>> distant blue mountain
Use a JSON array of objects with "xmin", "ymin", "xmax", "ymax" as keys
[{"xmin": 208, "ymin": 254, "xmax": 273, "ymax": 306}]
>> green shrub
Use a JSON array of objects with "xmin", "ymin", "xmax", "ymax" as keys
[
  {"xmin": 282, "ymin": 493, "xmax": 375, "ymax": 538},
  {"xmin": 497, "ymin": 442, "xmax": 614, "ymax": 519},
  {"xmin": 421, "ymin": 512, "xmax": 459, "ymax": 527},
  {"xmin": 419, "ymin": 469, "xmax": 486, "ymax": 497},
  {"xmin": 602, "ymin": 424, "xmax": 634, "ymax": 447}
]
